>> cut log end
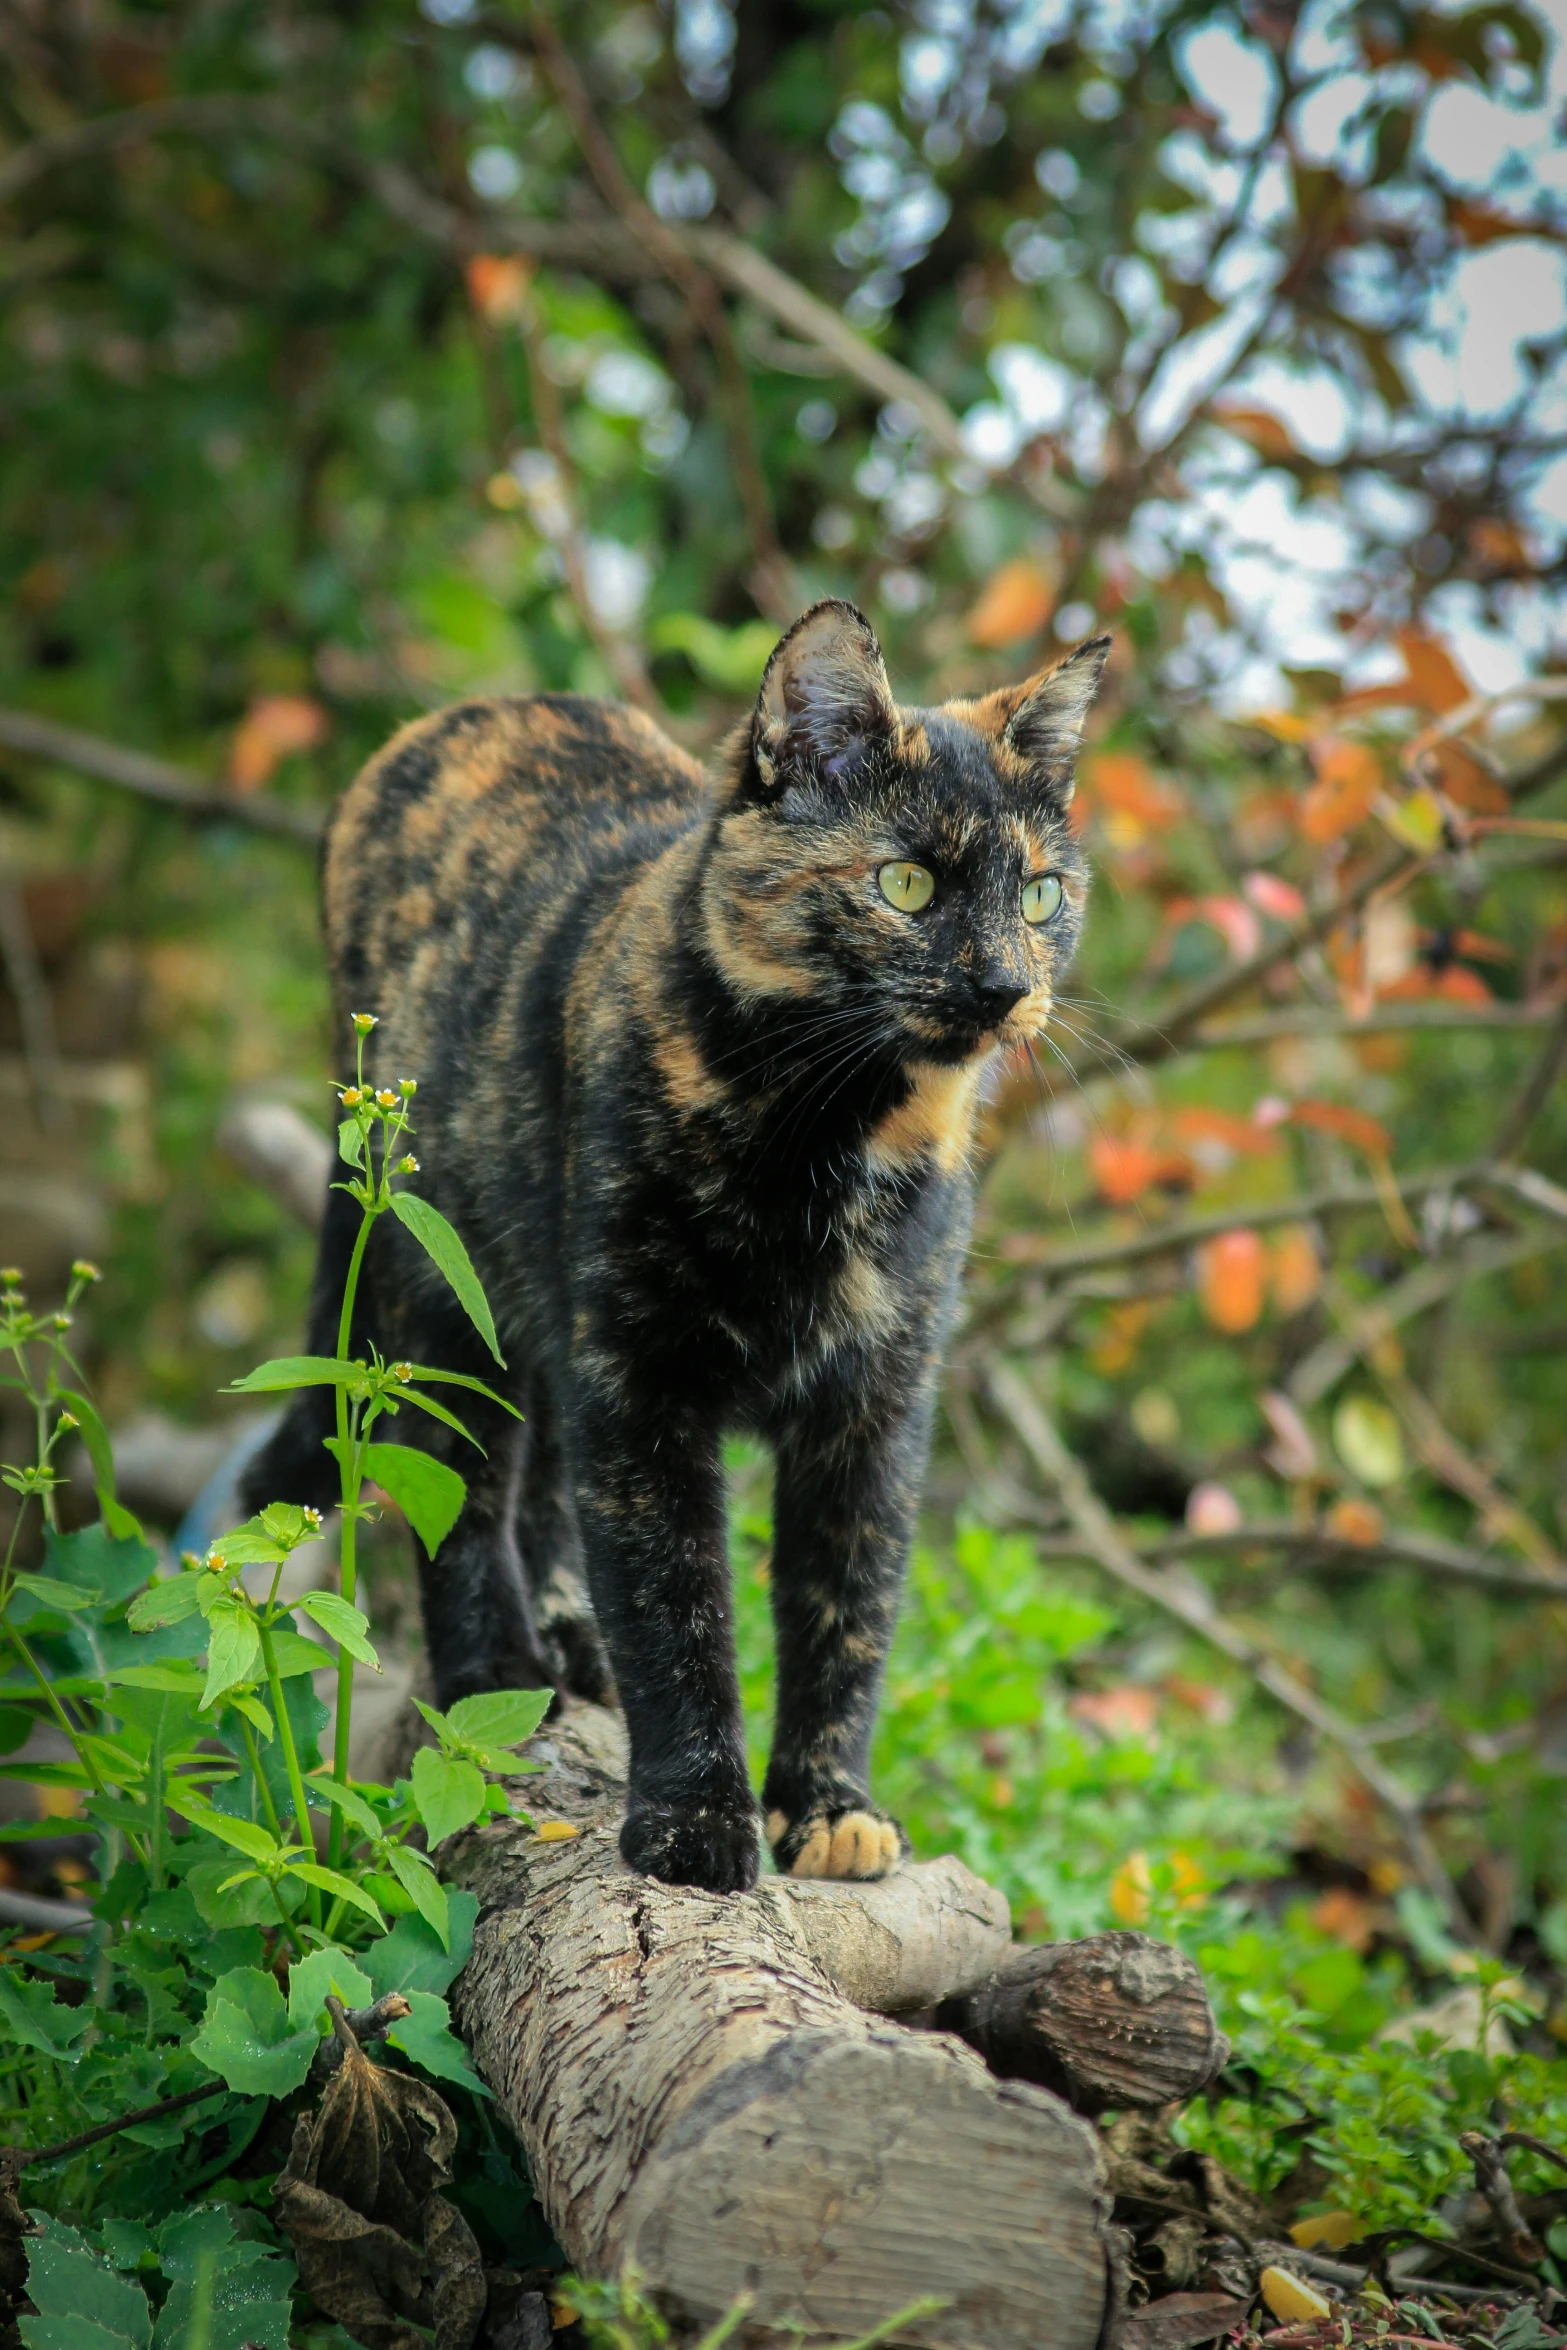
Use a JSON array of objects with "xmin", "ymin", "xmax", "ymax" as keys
[{"xmin": 938, "ymin": 1932, "xmax": 1229, "ymax": 2117}]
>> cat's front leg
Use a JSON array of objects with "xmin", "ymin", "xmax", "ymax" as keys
[
  {"xmin": 565, "ymin": 1365, "xmax": 758, "ymax": 1893},
  {"xmin": 762, "ymin": 1371, "xmax": 934, "ymax": 1881}
]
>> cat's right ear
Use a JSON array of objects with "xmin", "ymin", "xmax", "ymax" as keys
[{"xmin": 747, "ymin": 601, "xmax": 896, "ymax": 796}]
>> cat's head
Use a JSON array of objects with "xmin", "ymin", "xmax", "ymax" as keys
[{"xmin": 701, "ymin": 599, "xmax": 1106, "ymax": 1065}]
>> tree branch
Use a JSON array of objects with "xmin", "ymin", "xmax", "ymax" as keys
[
  {"xmin": 1190, "ymin": 1001, "xmax": 1559, "ymax": 1048},
  {"xmin": 0, "ymin": 708, "xmax": 323, "ymax": 842},
  {"xmin": 985, "ymin": 1361, "xmax": 1471, "ymax": 1935},
  {"xmin": 1076, "ymin": 731, "xmax": 1567, "ymax": 1079},
  {"xmin": 1288, "ymin": 1226, "xmax": 1567, "ymax": 1407},
  {"xmin": 524, "ymin": 9, "xmax": 793, "ymax": 620}
]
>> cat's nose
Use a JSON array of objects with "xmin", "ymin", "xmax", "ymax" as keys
[{"xmin": 973, "ymin": 970, "xmax": 1027, "ymax": 1027}]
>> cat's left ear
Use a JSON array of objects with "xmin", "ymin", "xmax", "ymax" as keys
[
  {"xmin": 751, "ymin": 600, "xmax": 895, "ymax": 791},
  {"xmin": 1003, "ymin": 634, "xmax": 1111, "ymax": 802}
]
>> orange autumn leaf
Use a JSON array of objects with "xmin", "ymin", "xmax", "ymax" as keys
[
  {"xmin": 1108, "ymin": 1851, "xmax": 1152, "ymax": 1926},
  {"xmin": 1465, "ymin": 516, "xmax": 1533, "ymax": 573},
  {"xmin": 1300, "ymin": 736, "xmax": 1382, "ymax": 843},
  {"xmin": 1312, "ymin": 1887, "xmax": 1375, "ymax": 1952},
  {"xmin": 466, "ymin": 252, "xmax": 533, "ymax": 322},
  {"xmin": 1426, "ymin": 737, "xmax": 1508, "ymax": 815},
  {"xmin": 1196, "ymin": 1228, "xmax": 1267, "ymax": 1334},
  {"xmin": 1068, "ymin": 1685, "xmax": 1160, "ymax": 1741},
  {"xmin": 1287, "ymin": 1098, "xmax": 1393, "ymax": 1157},
  {"xmin": 229, "ymin": 693, "xmax": 329, "ymax": 792},
  {"xmin": 1326, "ymin": 1495, "xmax": 1385, "ymax": 1547},
  {"xmin": 1271, "ymin": 1224, "xmax": 1321, "ymax": 1315},
  {"xmin": 1089, "ymin": 1131, "xmax": 1193, "ymax": 1206},
  {"xmin": 1213, "ymin": 402, "xmax": 1297, "ymax": 462},
  {"xmin": 1172, "ymin": 1105, "xmax": 1281, "ymax": 1158},
  {"xmin": 1396, "ymin": 626, "xmax": 1470, "ymax": 715},
  {"xmin": 1434, "ymin": 962, "xmax": 1493, "ymax": 1003},
  {"xmin": 1085, "ymin": 751, "xmax": 1185, "ymax": 832},
  {"xmin": 966, "ymin": 558, "xmax": 1054, "ymax": 648}
]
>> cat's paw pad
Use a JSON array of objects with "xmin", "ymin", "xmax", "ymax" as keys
[
  {"xmin": 766, "ymin": 1804, "xmax": 905, "ymax": 1881},
  {"xmin": 621, "ymin": 1798, "xmax": 759, "ymax": 1894}
]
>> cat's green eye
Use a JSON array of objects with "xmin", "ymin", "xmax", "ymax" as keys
[
  {"xmin": 1022, "ymin": 873, "xmax": 1064, "ymax": 927},
  {"xmin": 878, "ymin": 861, "xmax": 935, "ymax": 914}
]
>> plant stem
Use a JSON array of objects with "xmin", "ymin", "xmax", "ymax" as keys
[
  {"xmin": 257, "ymin": 1619, "xmax": 320, "ymax": 1926},
  {"xmin": 329, "ymin": 1153, "xmax": 377, "ymax": 1857},
  {"xmin": 235, "ymin": 1711, "xmax": 284, "ymax": 1842}
]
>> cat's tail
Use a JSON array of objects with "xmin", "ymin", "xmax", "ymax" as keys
[{"xmin": 239, "ymin": 1180, "xmax": 367, "ymax": 1518}]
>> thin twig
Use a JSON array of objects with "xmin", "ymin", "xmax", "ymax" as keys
[
  {"xmin": 1289, "ymin": 1227, "xmax": 1567, "ymax": 1407},
  {"xmin": 985, "ymin": 1161, "xmax": 1488, "ymax": 1280},
  {"xmin": 1027, "ymin": 1518, "xmax": 1567, "ymax": 1602},
  {"xmin": 1192, "ymin": 1001, "xmax": 1558, "ymax": 1048},
  {"xmin": 0, "ymin": 877, "xmax": 64, "ymax": 1130},
  {"xmin": 1078, "ymin": 733, "xmax": 1567, "ymax": 1079},
  {"xmin": 0, "ymin": 708, "xmax": 323, "ymax": 842},
  {"xmin": 0, "ymin": 1888, "xmax": 93, "ymax": 1934},
  {"xmin": 1316, "ymin": 1275, "xmax": 1564, "ymax": 1574},
  {"xmin": 525, "ymin": 7, "xmax": 794, "ymax": 622},
  {"xmin": 1489, "ymin": 997, "xmax": 1567, "ymax": 1164},
  {"xmin": 1459, "ymin": 2134, "xmax": 1544, "ymax": 2268},
  {"xmin": 984, "ymin": 1361, "xmax": 1472, "ymax": 1935},
  {"xmin": 509, "ymin": 281, "xmax": 659, "ymax": 711},
  {"xmin": 3, "ymin": 2080, "xmax": 229, "ymax": 2169}
]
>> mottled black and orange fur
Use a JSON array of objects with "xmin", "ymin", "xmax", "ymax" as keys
[{"xmin": 246, "ymin": 603, "xmax": 1106, "ymax": 1893}]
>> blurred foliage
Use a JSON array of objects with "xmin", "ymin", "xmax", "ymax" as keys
[{"xmin": 2, "ymin": 0, "xmax": 1567, "ymax": 2298}]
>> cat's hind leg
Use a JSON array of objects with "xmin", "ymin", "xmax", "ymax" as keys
[{"xmin": 513, "ymin": 1365, "xmax": 614, "ymax": 1704}]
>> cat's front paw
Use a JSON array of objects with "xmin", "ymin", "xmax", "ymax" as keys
[
  {"xmin": 765, "ymin": 1802, "xmax": 906, "ymax": 1881},
  {"xmin": 620, "ymin": 1797, "xmax": 760, "ymax": 1893}
]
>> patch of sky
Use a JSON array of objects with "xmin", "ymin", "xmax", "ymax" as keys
[
  {"xmin": 584, "ymin": 540, "xmax": 651, "ymax": 631},
  {"xmin": 468, "ymin": 145, "xmax": 522, "ymax": 203},
  {"xmin": 647, "ymin": 156, "xmax": 715, "ymax": 221},
  {"xmin": 464, "ymin": 44, "xmax": 523, "ymax": 101},
  {"xmin": 673, "ymin": 0, "xmax": 734, "ymax": 105},
  {"xmin": 1174, "ymin": 19, "xmax": 1279, "ymax": 149},
  {"xmin": 585, "ymin": 350, "xmax": 672, "ymax": 422}
]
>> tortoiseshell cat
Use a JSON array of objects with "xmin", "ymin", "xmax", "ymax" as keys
[{"xmin": 247, "ymin": 603, "xmax": 1106, "ymax": 1893}]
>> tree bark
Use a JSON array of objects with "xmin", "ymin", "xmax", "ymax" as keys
[{"xmin": 445, "ymin": 1706, "xmax": 1122, "ymax": 2350}]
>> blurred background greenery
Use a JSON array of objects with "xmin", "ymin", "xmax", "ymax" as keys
[{"xmin": 3, "ymin": 0, "xmax": 1567, "ymax": 2241}]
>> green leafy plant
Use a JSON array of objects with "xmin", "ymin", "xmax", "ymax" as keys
[{"xmin": 0, "ymin": 1018, "xmax": 556, "ymax": 2324}]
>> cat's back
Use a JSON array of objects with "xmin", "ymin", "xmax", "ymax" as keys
[{"xmin": 324, "ymin": 692, "xmax": 708, "ymax": 999}]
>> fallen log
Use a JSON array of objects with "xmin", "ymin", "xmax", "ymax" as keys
[{"xmin": 445, "ymin": 1705, "xmax": 1223, "ymax": 2349}]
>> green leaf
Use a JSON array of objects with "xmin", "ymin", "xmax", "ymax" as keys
[
  {"xmin": 394, "ymin": 1385, "xmax": 486, "ymax": 1452},
  {"xmin": 268, "ymin": 1627, "xmax": 330, "ymax": 1678},
  {"xmin": 338, "ymin": 1116, "xmax": 365, "ymax": 1168},
  {"xmin": 201, "ymin": 1523, "xmax": 286, "ymax": 1568},
  {"xmin": 306, "ymin": 1772, "xmax": 385, "ymax": 1843},
  {"xmin": 191, "ymin": 1965, "xmax": 317, "ymax": 2097},
  {"xmin": 227, "ymin": 1356, "xmax": 364, "ymax": 1394},
  {"xmin": 410, "ymin": 1746, "xmax": 486, "ymax": 1846},
  {"xmin": 297, "ymin": 1589, "xmax": 379, "ymax": 1668},
  {"xmin": 108, "ymin": 1660, "xmax": 206, "ymax": 1694},
  {"xmin": 0, "ymin": 1703, "xmax": 31, "ymax": 1755},
  {"xmin": 406, "ymin": 1366, "xmax": 523, "ymax": 1417},
  {"xmin": 185, "ymin": 1856, "xmax": 282, "ymax": 1930},
  {"xmin": 153, "ymin": 2249, "xmax": 294, "ymax": 2350},
  {"xmin": 288, "ymin": 1859, "xmax": 385, "ymax": 1926},
  {"xmin": 445, "ymin": 1687, "xmax": 552, "ymax": 1755},
  {"xmin": 171, "ymin": 1798, "xmax": 282, "ymax": 1865},
  {"xmin": 286, "ymin": 1943, "xmax": 374, "ymax": 2032},
  {"xmin": 0, "ymin": 1970, "xmax": 92, "ymax": 2056},
  {"xmin": 334, "ymin": 1439, "xmax": 465, "ymax": 1558},
  {"xmin": 56, "ymin": 1388, "xmax": 143, "ymax": 1543},
  {"xmin": 387, "ymin": 1989, "xmax": 491, "ymax": 2096},
  {"xmin": 385, "ymin": 1842, "xmax": 451, "ymax": 1949},
  {"xmin": 201, "ymin": 1601, "xmax": 262, "ymax": 1709},
  {"xmin": 9, "ymin": 1570, "xmax": 99, "ymax": 1613},
  {"xmin": 128, "ymin": 1573, "xmax": 205, "ymax": 1631},
  {"xmin": 389, "ymin": 1191, "xmax": 505, "ymax": 1364},
  {"xmin": 362, "ymin": 1888, "xmax": 477, "ymax": 2000},
  {"xmin": 22, "ymin": 2229, "xmax": 151, "ymax": 2350}
]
